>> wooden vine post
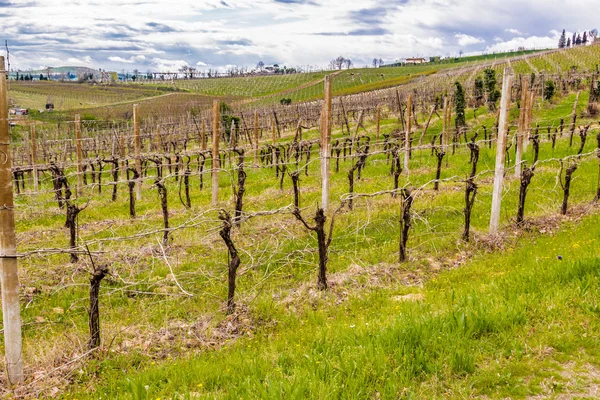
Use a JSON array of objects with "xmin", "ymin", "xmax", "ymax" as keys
[
  {"xmin": 30, "ymin": 124, "xmax": 38, "ymax": 192},
  {"xmin": 0, "ymin": 55, "xmax": 23, "ymax": 384},
  {"xmin": 321, "ymin": 75, "xmax": 333, "ymax": 210},
  {"xmin": 375, "ymin": 107, "xmax": 381, "ymax": 149},
  {"xmin": 212, "ymin": 100, "xmax": 220, "ymax": 206},
  {"xmin": 253, "ymin": 111, "xmax": 259, "ymax": 166},
  {"xmin": 515, "ymin": 77, "xmax": 529, "ymax": 178},
  {"xmin": 489, "ymin": 70, "xmax": 513, "ymax": 234},
  {"xmin": 133, "ymin": 104, "xmax": 142, "ymax": 201},
  {"xmin": 201, "ymin": 119, "xmax": 207, "ymax": 151},
  {"xmin": 404, "ymin": 93, "xmax": 412, "ymax": 173},
  {"xmin": 523, "ymin": 91, "xmax": 534, "ymax": 152},
  {"xmin": 74, "ymin": 114, "xmax": 83, "ymax": 197}
]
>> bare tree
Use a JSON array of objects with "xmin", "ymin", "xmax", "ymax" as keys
[
  {"xmin": 343, "ymin": 59, "xmax": 353, "ymax": 69},
  {"xmin": 256, "ymin": 61, "xmax": 265, "ymax": 71},
  {"xmin": 331, "ymin": 56, "xmax": 345, "ymax": 70}
]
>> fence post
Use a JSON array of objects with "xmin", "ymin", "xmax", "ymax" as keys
[
  {"xmin": 515, "ymin": 77, "xmax": 529, "ymax": 178},
  {"xmin": 133, "ymin": 104, "xmax": 142, "ymax": 200},
  {"xmin": 75, "ymin": 114, "xmax": 83, "ymax": 197},
  {"xmin": 253, "ymin": 110, "xmax": 259, "ymax": 166},
  {"xmin": 442, "ymin": 97, "xmax": 449, "ymax": 147},
  {"xmin": 30, "ymin": 124, "xmax": 38, "ymax": 192},
  {"xmin": 375, "ymin": 107, "xmax": 381, "ymax": 149},
  {"xmin": 0, "ymin": 55, "xmax": 23, "ymax": 385},
  {"xmin": 490, "ymin": 70, "xmax": 513, "ymax": 234},
  {"xmin": 404, "ymin": 93, "xmax": 412, "ymax": 173},
  {"xmin": 154, "ymin": 124, "xmax": 161, "ymax": 153},
  {"xmin": 321, "ymin": 75, "xmax": 332, "ymax": 210},
  {"xmin": 201, "ymin": 119, "xmax": 207, "ymax": 151},
  {"xmin": 212, "ymin": 100, "xmax": 220, "ymax": 206}
]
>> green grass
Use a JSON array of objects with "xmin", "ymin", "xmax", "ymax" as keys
[{"xmin": 75, "ymin": 213, "xmax": 600, "ymax": 399}]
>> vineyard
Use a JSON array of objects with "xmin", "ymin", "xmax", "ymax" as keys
[{"xmin": 2, "ymin": 43, "xmax": 600, "ymax": 398}]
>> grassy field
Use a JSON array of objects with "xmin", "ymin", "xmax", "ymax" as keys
[{"xmin": 4, "ymin": 76, "xmax": 600, "ymax": 398}]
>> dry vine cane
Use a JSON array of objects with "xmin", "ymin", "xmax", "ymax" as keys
[
  {"xmin": 86, "ymin": 248, "xmax": 109, "ymax": 350},
  {"xmin": 463, "ymin": 137, "xmax": 479, "ymax": 241},
  {"xmin": 233, "ymin": 149, "xmax": 246, "ymax": 226},
  {"xmin": 218, "ymin": 209, "xmax": 240, "ymax": 314},
  {"xmin": 559, "ymin": 160, "xmax": 578, "ymax": 215},
  {"xmin": 399, "ymin": 188, "xmax": 414, "ymax": 262},
  {"xmin": 290, "ymin": 171, "xmax": 345, "ymax": 290},
  {"xmin": 347, "ymin": 137, "xmax": 370, "ymax": 210}
]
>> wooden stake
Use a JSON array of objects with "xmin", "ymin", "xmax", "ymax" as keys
[
  {"xmin": 523, "ymin": 91, "xmax": 535, "ymax": 152},
  {"xmin": 515, "ymin": 77, "xmax": 529, "ymax": 178},
  {"xmin": 154, "ymin": 124, "xmax": 162, "ymax": 153},
  {"xmin": 212, "ymin": 100, "xmax": 220, "ymax": 206},
  {"xmin": 404, "ymin": 93, "xmax": 412, "ymax": 173},
  {"xmin": 490, "ymin": 70, "xmax": 513, "ymax": 234},
  {"xmin": 75, "ymin": 114, "xmax": 83, "ymax": 197},
  {"xmin": 321, "ymin": 75, "xmax": 332, "ymax": 210},
  {"xmin": 201, "ymin": 119, "xmax": 207, "ymax": 151},
  {"xmin": 119, "ymin": 123, "xmax": 126, "ymax": 182},
  {"xmin": 375, "ymin": 107, "xmax": 381, "ymax": 148},
  {"xmin": 0, "ymin": 55, "xmax": 23, "ymax": 384},
  {"xmin": 253, "ymin": 111, "xmax": 259, "ymax": 166},
  {"xmin": 442, "ymin": 97, "xmax": 449, "ymax": 147},
  {"xmin": 30, "ymin": 124, "xmax": 38, "ymax": 192},
  {"xmin": 133, "ymin": 104, "xmax": 142, "ymax": 200}
]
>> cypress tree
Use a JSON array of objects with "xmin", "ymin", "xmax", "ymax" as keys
[
  {"xmin": 454, "ymin": 81, "xmax": 466, "ymax": 128},
  {"xmin": 573, "ymin": 32, "xmax": 577, "ymax": 46},
  {"xmin": 576, "ymin": 34, "xmax": 582, "ymax": 45},
  {"xmin": 567, "ymin": 38, "xmax": 571, "ymax": 47},
  {"xmin": 558, "ymin": 29, "xmax": 567, "ymax": 48},
  {"xmin": 483, "ymin": 68, "xmax": 500, "ymax": 111},
  {"xmin": 583, "ymin": 31, "xmax": 588, "ymax": 45}
]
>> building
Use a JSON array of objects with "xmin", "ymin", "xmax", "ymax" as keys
[{"xmin": 405, "ymin": 57, "xmax": 427, "ymax": 65}]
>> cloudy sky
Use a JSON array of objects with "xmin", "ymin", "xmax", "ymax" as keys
[{"xmin": 2, "ymin": 0, "xmax": 597, "ymax": 72}]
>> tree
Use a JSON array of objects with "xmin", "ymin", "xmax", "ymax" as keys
[
  {"xmin": 544, "ymin": 80, "xmax": 555, "ymax": 101},
  {"xmin": 473, "ymin": 77, "xmax": 484, "ymax": 107},
  {"xmin": 331, "ymin": 56, "xmax": 345, "ymax": 70},
  {"xmin": 576, "ymin": 33, "xmax": 582, "ymax": 45},
  {"xmin": 591, "ymin": 29, "xmax": 598, "ymax": 42},
  {"xmin": 378, "ymin": 58, "xmax": 383, "ymax": 67},
  {"xmin": 459, "ymin": 49, "xmax": 464, "ymax": 57},
  {"xmin": 583, "ymin": 31, "xmax": 588, "ymax": 45},
  {"xmin": 256, "ymin": 61, "xmax": 265, "ymax": 71},
  {"xmin": 567, "ymin": 37, "xmax": 571, "ymax": 48},
  {"xmin": 454, "ymin": 81, "xmax": 466, "ymax": 129},
  {"xmin": 372, "ymin": 58, "xmax": 379, "ymax": 68},
  {"xmin": 558, "ymin": 29, "xmax": 567, "ymax": 48},
  {"xmin": 343, "ymin": 59, "xmax": 352, "ymax": 69},
  {"xmin": 483, "ymin": 68, "xmax": 500, "ymax": 111}
]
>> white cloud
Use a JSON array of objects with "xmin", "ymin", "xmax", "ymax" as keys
[
  {"xmin": 108, "ymin": 55, "xmax": 147, "ymax": 64},
  {"xmin": 151, "ymin": 58, "xmax": 189, "ymax": 72},
  {"xmin": 455, "ymin": 33, "xmax": 485, "ymax": 47},
  {"xmin": 486, "ymin": 35, "xmax": 557, "ymax": 52},
  {"xmin": 196, "ymin": 61, "xmax": 208, "ymax": 66},
  {"xmin": 505, "ymin": 28, "xmax": 522, "ymax": 35}
]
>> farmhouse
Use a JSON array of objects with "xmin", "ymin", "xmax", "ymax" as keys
[{"xmin": 405, "ymin": 57, "xmax": 427, "ymax": 64}]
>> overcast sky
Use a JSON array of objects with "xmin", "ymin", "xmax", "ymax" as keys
[{"xmin": 2, "ymin": 0, "xmax": 597, "ymax": 72}]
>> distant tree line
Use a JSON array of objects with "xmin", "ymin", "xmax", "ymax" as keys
[{"xmin": 558, "ymin": 29, "xmax": 598, "ymax": 48}]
